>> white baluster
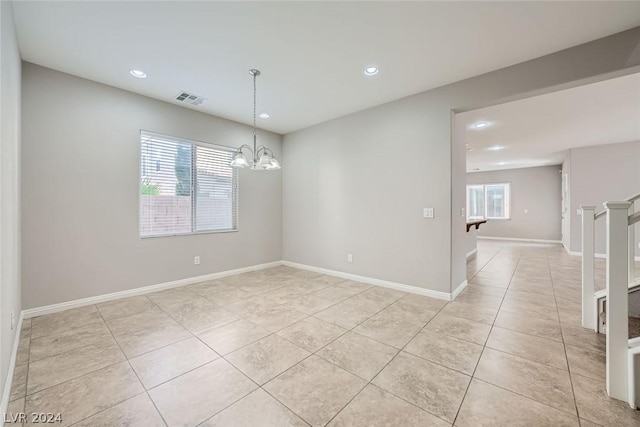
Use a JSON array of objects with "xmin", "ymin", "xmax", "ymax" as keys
[
  {"xmin": 605, "ymin": 201, "xmax": 631, "ymax": 400},
  {"xmin": 630, "ymin": 200, "xmax": 635, "ymax": 283},
  {"xmin": 581, "ymin": 205, "xmax": 596, "ymax": 330}
]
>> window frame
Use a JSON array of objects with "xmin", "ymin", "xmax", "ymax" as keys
[
  {"xmin": 466, "ymin": 182, "xmax": 511, "ymax": 221},
  {"xmin": 139, "ymin": 130, "xmax": 239, "ymax": 239},
  {"xmin": 466, "ymin": 184, "xmax": 486, "ymax": 221}
]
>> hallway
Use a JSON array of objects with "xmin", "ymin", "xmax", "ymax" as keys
[{"xmin": 464, "ymin": 240, "xmax": 639, "ymax": 426}]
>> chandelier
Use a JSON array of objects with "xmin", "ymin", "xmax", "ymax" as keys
[{"xmin": 230, "ymin": 69, "xmax": 281, "ymax": 170}]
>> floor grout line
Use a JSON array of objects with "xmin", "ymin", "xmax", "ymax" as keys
[
  {"xmin": 95, "ymin": 304, "xmax": 170, "ymax": 427},
  {"xmin": 547, "ymin": 249, "xmax": 583, "ymax": 424},
  {"xmin": 452, "ymin": 243, "xmax": 521, "ymax": 426},
  {"xmin": 322, "ymin": 292, "xmax": 454, "ymax": 426}
]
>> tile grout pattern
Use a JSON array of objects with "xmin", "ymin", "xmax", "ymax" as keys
[
  {"xmin": 5, "ymin": 241, "xmax": 640, "ymax": 426},
  {"xmin": 449, "ymin": 245, "xmax": 517, "ymax": 426}
]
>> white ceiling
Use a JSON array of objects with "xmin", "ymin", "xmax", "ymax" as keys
[
  {"xmin": 12, "ymin": 1, "xmax": 640, "ymax": 134},
  {"xmin": 460, "ymin": 72, "xmax": 640, "ymax": 172}
]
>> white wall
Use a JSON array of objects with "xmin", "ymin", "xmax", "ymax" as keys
[
  {"xmin": 562, "ymin": 153, "xmax": 572, "ymax": 249},
  {"xmin": 283, "ymin": 28, "xmax": 640, "ymax": 295},
  {"xmin": 567, "ymin": 140, "xmax": 640, "ymax": 256},
  {"xmin": 21, "ymin": 63, "xmax": 283, "ymax": 309},
  {"xmin": 467, "ymin": 166, "xmax": 562, "ymax": 242},
  {"xmin": 0, "ymin": 0, "xmax": 22, "ymax": 409}
]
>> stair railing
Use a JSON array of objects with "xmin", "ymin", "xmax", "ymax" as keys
[{"xmin": 581, "ymin": 193, "xmax": 639, "ymax": 407}]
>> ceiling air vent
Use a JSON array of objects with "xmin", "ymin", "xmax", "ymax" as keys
[{"xmin": 175, "ymin": 91, "xmax": 206, "ymax": 106}]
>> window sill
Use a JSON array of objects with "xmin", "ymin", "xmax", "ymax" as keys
[{"xmin": 140, "ymin": 229, "xmax": 239, "ymax": 239}]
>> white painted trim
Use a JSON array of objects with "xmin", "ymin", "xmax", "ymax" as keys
[
  {"xmin": 1, "ymin": 312, "xmax": 24, "ymax": 422},
  {"xmin": 22, "ymin": 261, "xmax": 282, "ymax": 319},
  {"xmin": 451, "ymin": 280, "xmax": 468, "ymax": 300},
  {"xmin": 466, "ymin": 248, "xmax": 478, "ymax": 259},
  {"xmin": 568, "ymin": 251, "xmax": 639, "ymax": 261},
  {"xmin": 282, "ymin": 260, "xmax": 453, "ymax": 301},
  {"xmin": 477, "ymin": 236, "xmax": 562, "ymax": 244},
  {"xmin": 629, "ymin": 343, "xmax": 639, "ymax": 409},
  {"xmin": 569, "ymin": 250, "xmax": 606, "ymax": 258}
]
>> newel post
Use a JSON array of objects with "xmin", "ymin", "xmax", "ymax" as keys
[
  {"xmin": 605, "ymin": 201, "xmax": 631, "ymax": 400},
  {"xmin": 581, "ymin": 206, "xmax": 596, "ymax": 330}
]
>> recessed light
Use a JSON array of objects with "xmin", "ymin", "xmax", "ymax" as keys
[
  {"xmin": 259, "ymin": 113, "xmax": 270, "ymax": 119},
  {"xmin": 498, "ymin": 161, "xmax": 506, "ymax": 165},
  {"xmin": 472, "ymin": 121, "xmax": 489, "ymax": 129},
  {"xmin": 129, "ymin": 69, "xmax": 147, "ymax": 79},
  {"xmin": 364, "ymin": 66, "xmax": 379, "ymax": 76},
  {"xmin": 487, "ymin": 145, "xmax": 504, "ymax": 151}
]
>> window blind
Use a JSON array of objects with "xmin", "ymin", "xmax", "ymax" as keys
[{"xmin": 140, "ymin": 131, "xmax": 238, "ymax": 237}]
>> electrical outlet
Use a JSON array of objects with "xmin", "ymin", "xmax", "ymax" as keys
[
  {"xmin": 347, "ymin": 254, "xmax": 353, "ymax": 263},
  {"xmin": 423, "ymin": 208, "xmax": 434, "ymax": 218},
  {"xmin": 11, "ymin": 310, "xmax": 15, "ymax": 331},
  {"xmin": 194, "ymin": 256, "xmax": 200, "ymax": 265}
]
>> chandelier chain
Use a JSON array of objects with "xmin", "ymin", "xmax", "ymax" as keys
[{"xmin": 253, "ymin": 72, "xmax": 257, "ymax": 139}]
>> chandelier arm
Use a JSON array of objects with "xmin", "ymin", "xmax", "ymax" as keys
[{"xmin": 235, "ymin": 144, "xmax": 254, "ymax": 155}]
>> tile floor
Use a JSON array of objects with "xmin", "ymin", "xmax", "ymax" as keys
[{"xmin": 5, "ymin": 241, "xmax": 640, "ymax": 426}]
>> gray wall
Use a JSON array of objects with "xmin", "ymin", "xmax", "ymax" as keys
[
  {"xmin": 283, "ymin": 28, "xmax": 640, "ymax": 294},
  {"xmin": 283, "ymin": 94, "xmax": 453, "ymax": 292},
  {"xmin": 467, "ymin": 166, "xmax": 562, "ymax": 241},
  {"xmin": 0, "ymin": 0, "xmax": 22, "ymax": 405},
  {"xmin": 22, "ymin": 63, "xmax": 283, "ymax": 309},
  {"xmin": 567, "ymin": 140, "xmax": 640, "ymax": 256},
  {"xmin": 464, "ymin": 228, "xmax": 477, "ymax": 259}
]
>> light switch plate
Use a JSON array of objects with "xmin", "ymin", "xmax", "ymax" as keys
[{"xmin": 423, "ymin": 208, "xmax": 434, "ymax": 218}]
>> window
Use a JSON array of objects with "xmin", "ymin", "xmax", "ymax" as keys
[
  {"xmin": 139, "ymin": 131, "xmax": 238, "ymax": 237},
  {"xmin": 466, "ymin": 183, "xmax": 510, "ymax": 221}
]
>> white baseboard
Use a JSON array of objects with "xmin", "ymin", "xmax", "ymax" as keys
[
  {"xmin": 1, "ymin": 312, "xmax": 24, "ymax": 423},
  {"xmin": 22, "ymin": 261, "xmax": 283, "ymax": 319},
  {"xmin": 568, "ymin": 250, "xmax": 606, "ymax": 259},
  {"xmin": 477, "ymin": 236, "xmax": 562, "ymax": 244},
  {"xmin": 281, "ymin": 260, "xmax": 454, "ymax": 301},
  {"xmin": 568, "ymin": 251, "xmax": 640, "ymax": 261},
  {"xmin": 21, "ymin": 256, "xmax": 484, "ymax": 320},
  {"xmin": 466, "ymin": 248, "xmax": 478, "ymax": 259},
  {"xmin": 451, "ymin": 280, "xmax": 468, "ymax": 300}
]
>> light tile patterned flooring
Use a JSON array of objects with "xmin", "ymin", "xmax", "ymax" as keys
[{"xmin": 6, "ymin": 241, "xmax": 640, "ymax": 426}]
